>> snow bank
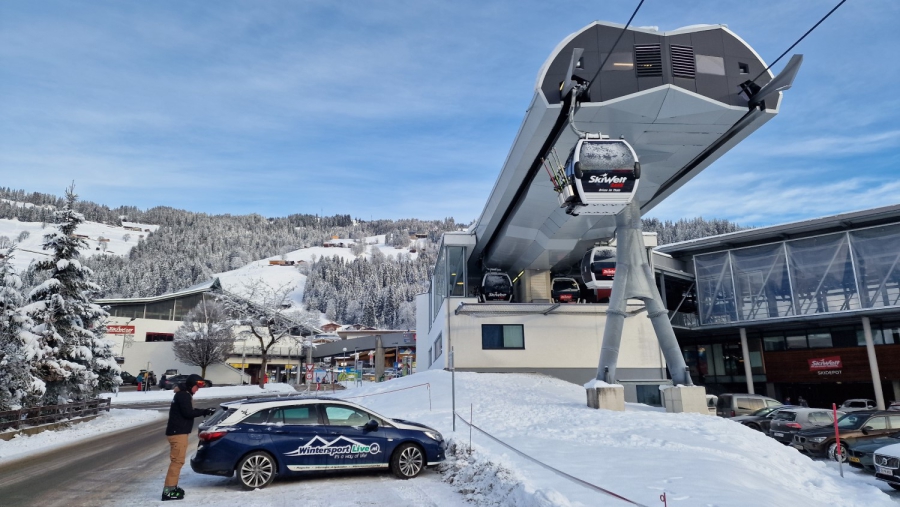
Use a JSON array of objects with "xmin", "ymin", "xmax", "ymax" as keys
[
  {"xmin": 101, "ymin": 383, "xmax": 297, "ymax": 404},
  {"xmin": 0, "ymin": 409, "xmax": 162, "ymax": 463},
  {"xmin": 331, "ymin": 370, "xmax": 895, "ymax": 507}
]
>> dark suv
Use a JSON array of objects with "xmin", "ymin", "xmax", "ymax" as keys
[
  {"xmin": 161, "ymin": 374, "xmax": 213, "ymax": 390},
  {"xmin": 793, "ymin": 411, "xmax": 900, "ymax": 461}
]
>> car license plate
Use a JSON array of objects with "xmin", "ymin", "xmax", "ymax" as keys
[
  {"xmin": 876, "ymin": 465, "xmax": 893, "ymax": 476},
  {"xmin": 849, "ymin": 457, "xmax": 860, "ymax": 463},
  {"xmin": 773, "ymin": 432, "xmax": 784, "ymax": 437}
]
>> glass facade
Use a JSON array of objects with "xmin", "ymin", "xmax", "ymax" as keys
[
  {"xmin": 430, "ymin": 246, "xmax": 467, "ymax": 325},
  {"xmin": 105, "ymin": 292, "xmax": 209, "ymax": 321},
  {"xmin": 694, "ymin": 225, "xmax": 900, "ymax": 325},
  {"xmin": 682, "ymin": 338, "xmax": 764, "ymax": 385}
]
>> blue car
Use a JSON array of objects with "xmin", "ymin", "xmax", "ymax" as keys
[{"xmin": 190, "ymin": 396, "xmax": 445, "ymax": 489}]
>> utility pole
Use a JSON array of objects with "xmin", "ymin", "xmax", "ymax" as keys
[{"xmin": 306, "ymin": 337, "xmax": 313, "ymax": 392}]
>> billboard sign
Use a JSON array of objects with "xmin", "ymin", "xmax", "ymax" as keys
[
  {"xmin": 809, "ymin": 356, "xmax": 842, "ymax": 371},
  {"xmin": 106, "ymin": 325, "xmax": 135, "ymax": 335}
]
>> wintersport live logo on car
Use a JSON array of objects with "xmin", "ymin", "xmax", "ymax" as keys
[{"xmin": 285, "ymin": 436, "xmax": 381, "ymax": 458}]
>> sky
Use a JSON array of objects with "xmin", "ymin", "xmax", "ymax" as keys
[{"xmin": 1, "ymin": 1, "xmax": 898, "ymax": 226}]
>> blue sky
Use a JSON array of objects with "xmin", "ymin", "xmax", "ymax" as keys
[{"xmin": 1, "ymin": 1, "xmax": 897, "ymax": 226}]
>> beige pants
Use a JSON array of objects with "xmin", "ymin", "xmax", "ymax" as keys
[{"xmin": 165, "ymin": 434, "xmax": 189, "ymax": 488}]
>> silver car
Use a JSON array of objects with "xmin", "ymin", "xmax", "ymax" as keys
[
  {"xmin": 769, "ymin": 408, "xmax": 843, "ymax": 445},
  {"xmin": 840, "ymin": 399, "xmax": 877, "ymax": 412}
]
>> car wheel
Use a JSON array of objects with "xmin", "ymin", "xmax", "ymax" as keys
[
  {"xmin": 237, "ymin": 451, "xmax": 276, "ymax": 490},
  {"xmin": 746, "ymin": 423, "xmax": 761, "ymax": 432},
  {"xmin": 827, "ymin": 442, "xmax": 848, "ymax": 463},
  {"xmin": 391, "ymin": 443, "xmax": 424, "ymax": 480}
]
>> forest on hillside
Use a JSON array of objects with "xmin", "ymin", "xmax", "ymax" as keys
[{"xmin": 0, "ymin": 187, "xmax": 745, "ymax": 328}]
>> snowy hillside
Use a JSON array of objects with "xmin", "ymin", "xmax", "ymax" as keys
[
  {"xmin": 0, "ymin": 216, "xmax": 158, "ymax": 272},
  {"xmin": 215, "ymin": 235, "xmax": 416, "ymax": 306}
]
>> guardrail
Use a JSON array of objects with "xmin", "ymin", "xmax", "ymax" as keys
[{"xmin": 0, "ymin": 398, "xmax": 112, "ymax": 432}]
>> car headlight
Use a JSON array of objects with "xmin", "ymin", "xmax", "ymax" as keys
[
  {"xmin": 424, "ymin": 431, "xmax": 443, "ymax": 442},
  {"xmin": 809, "ymin": 437, "xmax": 827, "ymax": 443}
]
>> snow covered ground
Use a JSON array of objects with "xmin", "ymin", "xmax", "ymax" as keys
[
  {"xmin": 7, "ymin": 371, "xmax": 896, "ymax": 506},
  {"xmin": 0, "ymin": 409, "xmax": 162, "ymax": 463},
  {"xmin": 0, "ymin": 216, "xmax": 157, "ymax": 272},
  {"xmin": 215, "ymin": 234, "xmax": 415, "ymax": 307},
  {"xmin": 101, "ymin": 383, "xmax": 297, "ymax": 405}
]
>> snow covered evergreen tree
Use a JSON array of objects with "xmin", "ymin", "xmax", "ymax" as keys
[
  {"xmin": 0, "ymin": 247, "xmax": 45, "ymax": 410},
  {"xmin": 25, "ymin": 185, "xmax": 119, "ymax": 404}
]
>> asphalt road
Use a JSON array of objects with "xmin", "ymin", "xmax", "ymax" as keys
[{"xmin": 0, "ymin": 399, "xmax": 220, "ymax": 507}]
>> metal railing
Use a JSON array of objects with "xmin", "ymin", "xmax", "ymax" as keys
[{"xmin": 0, "ymin": 398, "xmax": 112, "ymax": 432}]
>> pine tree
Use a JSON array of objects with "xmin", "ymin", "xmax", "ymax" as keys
[
  {"xmin": 26, "ymin": 185, "xmax": 119, "ymax": 404},
  {"xmin": 0, "ymin": 247, "xmax": 45, "ymax": 410}
]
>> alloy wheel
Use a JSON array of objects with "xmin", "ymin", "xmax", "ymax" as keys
[
  {"xmin": 398, "ymin": 446, "xmax": 423, "ymax": 478},
  {"xmin": 240, "ymin": 454, "xmax": 274, "ymax": 488}
]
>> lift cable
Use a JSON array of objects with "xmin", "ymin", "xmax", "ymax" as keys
[
  {"xmin": 585, "ymin": 0, "xmax": 645, "ymax": 96},
  {"xmin": 751, "ymin": 0, "xmax": 847, "ymax": 84}
]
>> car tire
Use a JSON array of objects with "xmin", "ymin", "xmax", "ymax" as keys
[
  {"xmin": 746, "ymin": 423, "xmax": 760, "ymax": 432},
  {"xmin": 237, "ymin": 451, "xmax": 276, "ymax": 490},
  {"xmin": 391, "ymin": 443, "xmax": 424, "ymax": 480},
  {"xmin": 827, "ymin": 442, "xmax": 848, "ymax": 463}
]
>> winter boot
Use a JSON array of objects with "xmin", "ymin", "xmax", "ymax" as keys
[{"xmin": 161, "ymin": 486, "xmax": 184, "ymax": 501}]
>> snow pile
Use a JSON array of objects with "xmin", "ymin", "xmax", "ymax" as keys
[
  {"xmin": 101, "ymin": 383, "xmax": 297, "ymax": 404},
  {"xmin": 0, "ymin": 408, "xmax": 162, "ymax": 463},
  {"xmin": 333, "ymin": 371, "xmax": 895, "ymax": 507}
]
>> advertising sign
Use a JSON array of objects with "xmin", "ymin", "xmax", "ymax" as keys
[
  {"xmin": 106, "ymin": 325, "xmax": 135, "ymax": 335},
  {"xmin": 808, "ymin": 356, "xmax": 842, "ymax": 371},
  {"xmin": 580, "ymin": 170, "xmax": 636, "ymax": 193}
]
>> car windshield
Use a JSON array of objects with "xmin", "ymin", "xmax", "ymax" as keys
[
  {"xmin": 836, "ymin": 413, "xmax": 869, "ymax": 429},
  {"xmin": 750, "ymin": 407, "xmax": 777, "ymax": 417}
]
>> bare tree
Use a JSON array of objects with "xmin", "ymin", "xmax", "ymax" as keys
[
  {"xmin": 219, "ymin": 280, "xmax": 319, "ymax": 388},
  {"xmin": 173, "ymin": 300, "xmax": 234, "ymax": 378}
]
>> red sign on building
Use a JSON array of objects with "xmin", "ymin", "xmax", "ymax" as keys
[
  {"xmin": 106, "ymin": 325, "xmax": 135, "ymax": 335},
  {"xmin": 808, "ymin": 356, "xmax": 842, "ymax": 371}
]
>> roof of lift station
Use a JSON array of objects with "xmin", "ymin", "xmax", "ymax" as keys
[{"xmin": 468, "ymin": 21, "xmax": 785, "ymax": 278}]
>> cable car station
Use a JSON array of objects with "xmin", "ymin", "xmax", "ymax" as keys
[{"xmin": 416, "ymin": 21, "xmax": 803, "ymax": 411}]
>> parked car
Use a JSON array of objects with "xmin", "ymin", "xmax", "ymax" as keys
[
  {"xmin": 732, "ymin": 405, "xmax": 793, "ymax": 432},
  {"xmin": 769, "ymin": 408, "xmax": 843, "ymax": 445},
  {"xmin": 873, "ymin": 444, "xmax": 900, "ymax": 491},
  {"xmin": 191, "ymin": 396, "xmax": 445, "ymax": 489},
  {"xmin": 120, "ymin": 371, "xmax": 137, "ymax": 385},
  {"xmin": 847, "ymin": 431, "xmax": 900, "ymax": 473},
  {"xmin": 840, "ymin": 399, "xmax": 877, "ymax": 412},
  {"xmin": 792, "ymin": 410, "xmax": 900, "ymax": 461},
  {"xmin": 705, "ymin": 395, "xmax": 718, "ymax": 415},
  {"xmin": 161, "ymin": 374, "xmax": 213, "ymax": 390},
  {"xmin": 715, "ymin": 394, "xmax": 782, "ymax": 418},
  {"xmin": 889, "ymin": 401, "xmax": 900, "ymax": 412}
]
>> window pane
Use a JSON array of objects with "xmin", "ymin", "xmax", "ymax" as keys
[
  {"xmin": 447, "ymin": 246, "xmax": 466, "ymax": 297},
  {"xmin": 173, "ymin": 293, "xmax": 203, "ymax": 321},
  {"xmin": 695, "ymin": 252, "xmax": 738, "ymax": 325},
  {"xmin": 785, "ymin": 335, "xmax": 807, "ymax": 349},
  {"xmin": 867, "ymin": 417, "xmax": 888, "ymax": 430},
  {"xmin": 696, "ymin": 54, "xmax": 725, "ymax": 75},
  {"xmin": 281, "ymin": 406, "xmax": 317, "ymax": 425},
  {"xmin": 831, "ymin": 327, "xmax": 858, "ymax": 348},
  {"xmin": 503, "ymin": 325, "xmax": 524, "ymax": 348},
  {"xmin": 731, "ymin": 243, "xmax": 794, "ymax": 321},
  {"xmin": 241, "ymin": 409, "xmax": 270, "ymax": 425},
  {"xmin": 110, "ymin": 304, "xmax": 144, "ymax": 319},
  {"xmin": 807, "ymin": 332, "xmax": 833, "ymax": 348},
  {"xmin": 786, "ymin": 233, "xmax": 859, "ymax": 315},
  {"xmin": 889, "ymin": 415, "xmax": 900, "ymax": 429},
  {"xmin": 857, "ymin": 328, "xmax": 887, "ymax": 345},
  {"xmin": 600, "ymin": 51, "xmax": 634, "ymax": 71},
  {"xmin": 636, "ymin": 385, "xmax": 662, "ymax": 406},
  {"xmin": 482, "ymin": 325, "xmax": 503, "ymax": 349},
  {"xmin": 850, "ymin": 224, "xmax": 900, "ymax": 309},
  {"xmin": 324, "ymin": 405, "xmax": 369, "ymax": 426},
  {"xmin": 763, "ymin": 335, "xmax": 785, "ymax": 351},
  {"xmin": 145, "ymin": 300, "xmax": 175, "ymax": 320}
]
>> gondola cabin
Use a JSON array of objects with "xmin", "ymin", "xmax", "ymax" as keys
[
  {"xmin": 478, "ymin": 272, "xmax": 513, "ymax": 303},
  {"xmin": 581, "ymin": 247, "xmax": 616, "ymax": 297},
  {"xmin": 561, "ymin": 138, "xmax": 640, "ymax": 216},
  {"xmin": 551, "ymin": 277, "xmax": 580, "ymax": 304}
]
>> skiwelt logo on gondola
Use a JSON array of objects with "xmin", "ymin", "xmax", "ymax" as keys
[
  {"xmin": 808, "ymin": 356, "xmax": 842, "ymax": 371},
  {"xmin": 284, "ymin": 436, "xmax": 381, "ymax": 458},
  {"xmin": 582, "ymin": 171, "xmax": 634, "ymax": 193}
]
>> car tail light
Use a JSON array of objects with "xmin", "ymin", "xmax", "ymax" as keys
[
  {"xmin": 199, "ymin": 431, "xmax": 227, "ymax": 442},
  {"xmin": 786, "ymin": 423, "xmax": 802, "ymax": 430},
  {"xmin": 731, "ymin": 410, "xmax": 735, "ymax": 417}
]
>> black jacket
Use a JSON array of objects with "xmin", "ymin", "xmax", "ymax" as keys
[{"xmin": 165, "ymin": 385, "xmax": 207, "ymax": 436}]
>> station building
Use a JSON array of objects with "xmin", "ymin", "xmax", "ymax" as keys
[{"xmin": 656, "ymin": 204, "xmax": 900, "ymax": 409}]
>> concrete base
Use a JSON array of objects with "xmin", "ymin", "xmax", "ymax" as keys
[
  {"xmin": 662, "ymin": 385, "xmax": 709, "ymax": 414},
  {"xmin": 585, "ymin": 383, "xmax": 625, "ymax": 411}
]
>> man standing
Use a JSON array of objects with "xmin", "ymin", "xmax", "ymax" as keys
[{"xmin": 162, "ymin": 374, "xmax": 214, "ymax": 501}]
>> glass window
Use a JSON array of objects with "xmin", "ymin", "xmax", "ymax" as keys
[
  {"xmin": 731, "ymin": 243, "xmax": 794, "ymax": 321},
  {"xmin": 889, "ymin": 415, "xmax": 900, "ymax": 429},
  {"xmin": 850, "ymin": 224, "xmax": 900, "ymax": 309},
  {"xmin": 766, "ymin": 399, "xmax": 782, "ymax": 407},
  {"xmin": 271, "ymin": 406, "xmax": 318, "ymax": 425},
  {"xmin": 446, "ymin": 246, "xmax": 466, "ymax": 297},
  {"xmin": 881, "ymin": 326, "xmax": 899, "ymax": 344},
  {"xmin": 763, "ymin": 335, "xmax": 785, "ymax": 351},
  {"xmin": 773, "ymin": 411, "xmax": 796, "ymax": 421},
  {"xmin": 482, "ymin": 325, "xmax": 525, "ymax": 349},
  {"xmin": 807, "ymin": 332, "xmax": 833, "ymax": 348},
  {"xmin": 695, "ymin": 54, "xmax": 725, "ymax": 75},
  {"xmin": 736, "ymin": 397, "xmax": 756, "ymax": 410},
  {"xmin": 173, "ymin": 293, "xmax": 204, "ymax": 321},
  {"xmin": 636, "ymin": 385, "xmax": 662, "ymax": 406},
  {"xmin": 145, "ymin": 300, "xmax": 175, "ymax": 320},
  {"xmin": 433, "ymin": 334, "xmax": 442, "ymax": 361},
  {"xmin": 831, "ymin": 327, "xmax": 858, "ymax": 348},
  {"xmin": 241, "ymin": 409, "xmax": 271, "ymax": 425},
  {"xmin": 600, "ymin": 52, "xmax": 634, "ymax": 71},
  {"xmin": 146, "ymin": 332, "xmax": 174, "ymax": 342},
  {"xmin": 786, "ymin": 233, "xmax": 860, "ymax": 315},
  {"xmin": 866, "ymin": 416, "xmax": 888, "ymax": 430},
  {"xmin": 431, "ymin": 248, "xmax": 446, "ymax": 322},
  {"xmin": 695, "ymin": 252, "xmax": 738, "ymax": 325},
  {"xmin": 324, "ymin": 405, "xmax": 373, "ymax": 427},
  {"xmin": 110, "ymin": 304, "xmax": 145, "ymax": 319},
  {"xmin": 711, "ymin": 344, "xmax": 726, "ymax": 377},
  {"xmin": 857, "ymin": 328, "xmax": 888, "ymax": 346},
  {"xmin": 785, "ymin": 334, "xmax": 807, "ymax": 349}
]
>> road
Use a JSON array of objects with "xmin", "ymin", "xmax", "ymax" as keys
[{"xmin": 0, "ymin": 399, "xmax": 463, "ymax": 507}]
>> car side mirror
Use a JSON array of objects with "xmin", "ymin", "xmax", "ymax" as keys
[
  {"xmin": 364, "ymin": 419, "xmax": 379, "ymax": 432},
  {"xmin": 861, "ymin": 426, "xmax": 872, "ymax": 435}
]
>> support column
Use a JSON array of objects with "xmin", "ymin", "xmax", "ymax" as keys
[
  {"xmin": 375, "ymin": 335, "xmax": 385, "ymax": 381},
  {"xmin": 739, "ymin": 328, "xmax": 754, "ymax": 394},
  {"xmin": 893, "ymin": 380, "xmax": 900, "ymax": 403},
  {"xmin": 862, "ymin": 316, "xmax": 886, "ymax": 410}
]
